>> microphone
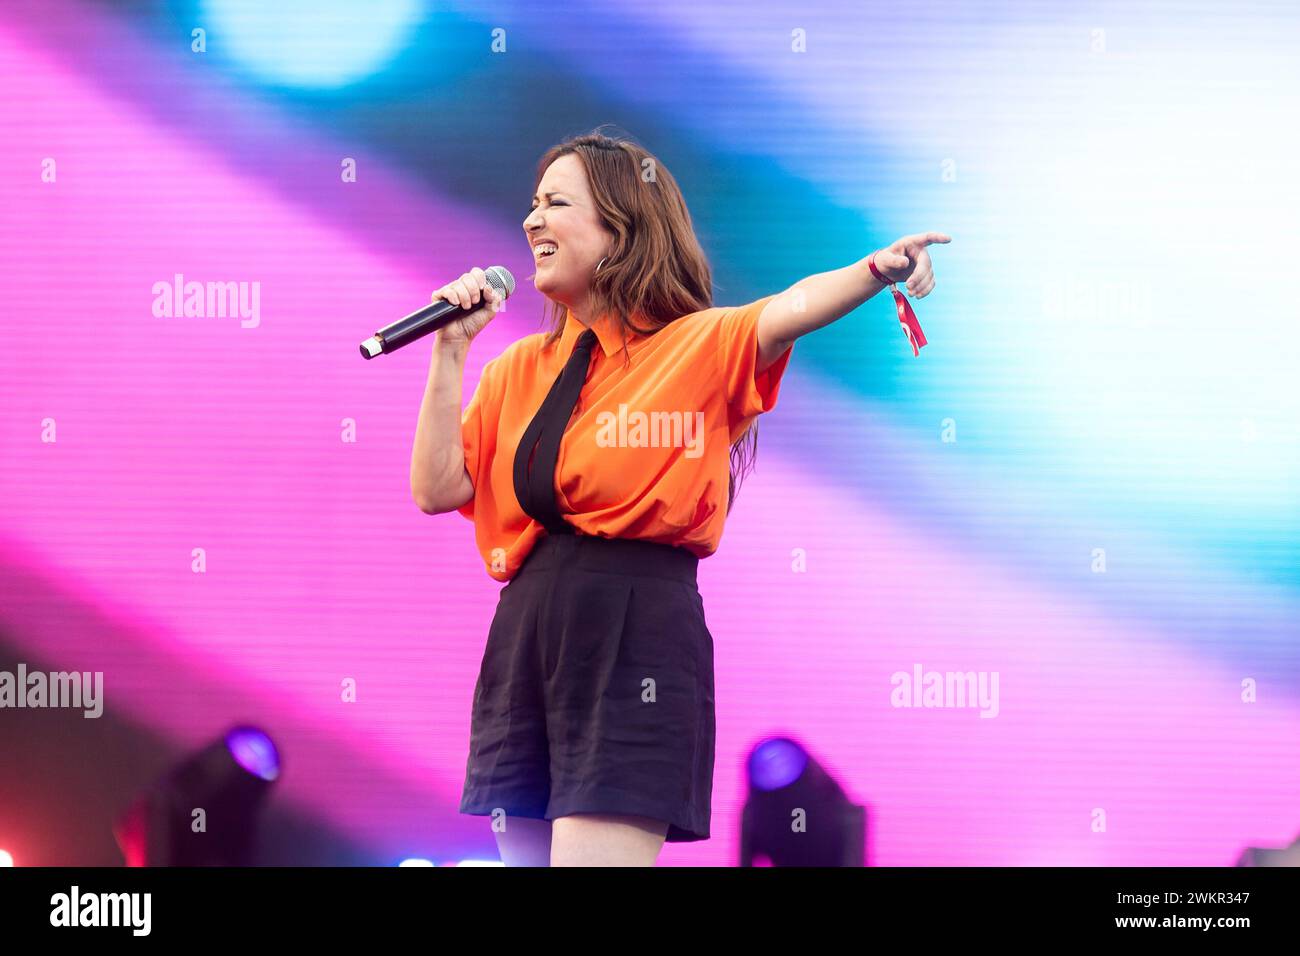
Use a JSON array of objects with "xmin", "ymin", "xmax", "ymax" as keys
[{"xmin": 359, "ymin": 265, "xmax": 515, "ymax": 359}]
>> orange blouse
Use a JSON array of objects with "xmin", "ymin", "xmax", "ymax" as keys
[{"xmin": 458, "ymin": 294, "xmax": 794, "ymax": 581}]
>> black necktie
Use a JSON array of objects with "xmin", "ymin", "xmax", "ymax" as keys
[{"xmin": 513, "ymin": 328, "xmax": 598, "ymax": 535}]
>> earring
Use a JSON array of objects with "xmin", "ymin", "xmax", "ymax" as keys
[{"xmin": 595, "ymin": 255, "xmax": 608, "ymax": 273}]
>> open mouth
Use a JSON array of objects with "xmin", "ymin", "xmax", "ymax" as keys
[{"xmin": 534, "ymin": 242, "xmax": 558, "ymax": 260}]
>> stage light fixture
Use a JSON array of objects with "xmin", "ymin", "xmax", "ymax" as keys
[
  {"xmin": 113, "ymin": 725, "xmax": 280, "ymax": 866},
  {"xmin": 739, "ymin": 736, "xmax": 866, "ymax": 867}
]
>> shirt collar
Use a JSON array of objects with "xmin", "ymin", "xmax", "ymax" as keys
[{"xmin": 560, "ymin": 307, "xmax": 637, "ymax": 359}]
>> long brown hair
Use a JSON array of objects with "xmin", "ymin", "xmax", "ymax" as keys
[{"xmin": 532, "ymin": 128, "xmax": 759, "ymax": 515}]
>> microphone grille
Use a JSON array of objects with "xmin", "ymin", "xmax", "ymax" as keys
[{"xmin": 485, "ymin": 266, "xmax": 515, "ymax": 298}]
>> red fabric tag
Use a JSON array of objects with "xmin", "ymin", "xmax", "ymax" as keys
[{"xmin": 868, "ymin": 253, "xmax": 928, "ymax": 357}]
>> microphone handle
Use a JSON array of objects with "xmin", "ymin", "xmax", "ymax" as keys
[{"xmin": 360, "ymin": 298, "xmax": 468, "ymax": 359}]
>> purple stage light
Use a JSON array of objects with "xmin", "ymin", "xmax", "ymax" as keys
[
  {"xmin": 225, "ymin": 726, "xmax": 280, "ymax": 782},
  {"xmin": 748, "ymin": 737, "xmax": 808, "ymax": 792}
]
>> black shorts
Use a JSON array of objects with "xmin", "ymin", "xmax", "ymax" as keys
[{"xmin": 459, "ymin": 532, "xmax": 715, "ymax": 843}]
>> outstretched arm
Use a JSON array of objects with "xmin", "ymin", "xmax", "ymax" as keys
[{"xmin": 755, "ymin": 232, "xmax": 951, "ymax": 371}]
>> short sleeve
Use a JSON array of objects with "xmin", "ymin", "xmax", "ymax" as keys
[
  {"xmin": 456, "ymin": 356, "xmax": 499, "ymax": 522},
  {"xmin": 717, "ymin": 294, "xmax": 793, "ymax": 426}
]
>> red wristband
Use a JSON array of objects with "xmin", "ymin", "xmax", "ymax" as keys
[{"xmin": 868, "ymin": 251, "xmax": 928, "ymax": 357}]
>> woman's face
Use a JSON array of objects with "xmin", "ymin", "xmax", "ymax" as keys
[{"xmin": 523, "ymin": 153, "xmax": 612, "ymax": 311}]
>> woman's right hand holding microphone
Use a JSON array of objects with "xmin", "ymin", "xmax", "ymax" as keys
[{"xmin": 433, "ymin": 267, "xmax": 503, "ymax": 347}]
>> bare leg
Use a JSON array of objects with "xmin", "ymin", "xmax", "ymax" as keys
[
  {"xmin": 550, "ymin": 813, "xmax": 669, "ymax": 867},
  {"xmin": 492, "ymin": 814, "xmax": 553, "ymax": 867}
]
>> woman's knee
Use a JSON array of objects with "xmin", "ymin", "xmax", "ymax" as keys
[
  {"xmin": 549, "ymin": 812, "xmax": 669, "ymax": 866},
  {"xmin": 492, "ymin": 813, "xmax": 553, "ymax": 867}
]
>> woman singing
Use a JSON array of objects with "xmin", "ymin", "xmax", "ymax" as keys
[{"xmin": 410, "ymin": 130, "xmax": 948, "ymax": 866}]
